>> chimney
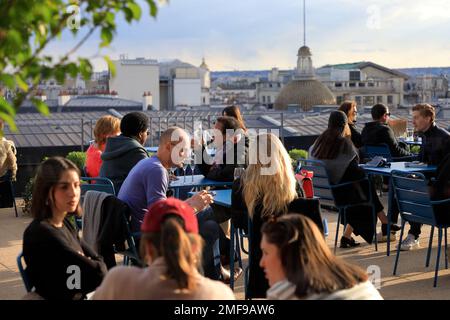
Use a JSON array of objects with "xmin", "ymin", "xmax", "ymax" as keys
[
  {"xmin": 58, "ymin": 90, "xmax": 71, "ymax": 106},
  {"xmin": 142, "ymin": 91, "xmax": 153, "ymax": 111},
  {"xmin": 35, "ymin": 90, "xmax": 47, "ymax": 102}
]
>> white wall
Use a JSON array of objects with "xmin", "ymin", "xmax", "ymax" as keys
[
  {"xmin": 109, "ymin": 60, "xmax": 160, "ymax": 110},
  {"xmin": 173, "ymin": 79, "xmax": 201, "ymax": 106}
]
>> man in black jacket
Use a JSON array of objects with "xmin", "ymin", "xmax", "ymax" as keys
[
  {"xmin": 400, "ymin": 103, "xmax": 450, "ymax": 251},
  {"xmin": 361, "ymin": 103, "xmax": 411, "ymax": 158}
]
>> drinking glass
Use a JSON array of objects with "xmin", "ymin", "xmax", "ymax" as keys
[
  {"xmin": 233, "ymin": 167, "xmax": 245, "ymax": 181},
  {"xmin": 182, "ymin": 161, "xmax": 189, "ymax": 184}
]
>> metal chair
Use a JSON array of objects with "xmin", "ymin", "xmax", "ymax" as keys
[
  {"xmin": 17, "ymin": 252, "xmax": 33, "ymax": 293},
  {"xmin": 392, "ymin": 170, "xmax": 450, "ymax": 287},
  {"xmin": 300, "ymin": 159, "xmax": 378, "ymax": 253},
  {"xmin": 0, "ymin": 171, "xmax": 18, "ymax": 217}
]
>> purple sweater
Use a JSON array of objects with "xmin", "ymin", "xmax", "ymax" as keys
[{"xmin": 118, "ymin": 155, "xmax": 169, "ymax": 232}]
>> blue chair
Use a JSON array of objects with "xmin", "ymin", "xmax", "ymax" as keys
[
  {"xmin": 300, "ymin": 159, "xmax": 378, "ymax": 253},
  {"xmin": 229, "ymin": 217, "xmax": 252, "ymax": 299},
  {"xmin": 392, "ymin": 171, "xmax": 450, "ymax": 287},
  {"xmin": 17, "ymin": 252, "xmax": 33, "ymax": 293},
  {"xmin": 360, "ymin": 143, "xmax": 417, "ymax": 163},
  {"xmin": 0, "ymin": 171, "xmax": 18, "ymax": 217},
  {"xmin": 78, "ymin": 177, "xmax": 116, "ymax": 229}
]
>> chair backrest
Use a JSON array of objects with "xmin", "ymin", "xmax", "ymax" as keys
[
  {"xmin": 391, "ymin": 170, "xmax": 435, "ymax": 225},
  {"xmin": 17, "ymin": 252, "xmax": 33, "ymax": 293},
  {"xmin": 361, "ymin": 144, "xmax": 393, "ymax": 162},
  {"xmin": 80, "ymin": 177, "xmax": 115, "ymax": 196},
  {"xmin": 299, "ymin": 159, "xmax": 335, "ymax": 202}
]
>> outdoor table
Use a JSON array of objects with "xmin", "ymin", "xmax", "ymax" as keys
[
  {"xmin": 398, "ymin": 137, "xmax": 422, "ymax": 146},
  {"xmin": 360, "ymin": 161, "xmax": 437, "ymax": 255},
  {"xmin": 188, "ymin": 189, "xmax": 231, "ymax": 207},
  {"xmin": 170, "ymin": 174, "xmax": 233, "ymax": 198},
  {"xmin": 145, "ymin": 146, "xmax": 158, "ymax": 153}
]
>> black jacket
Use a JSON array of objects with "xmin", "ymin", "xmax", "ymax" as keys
[
  {"xmin": 23, "ymin": 218, "xmax": 107, "ymax": 300},
  {"xmin": 419, "ymin": 124, "xmax": 450, "ymax": 165},
  {"xmin": 100, "ymin": 135, "xmax": 148, "ymax": 192},
  {"xmin": 361, "ymin": 121, "xmax": 410, "ymax": 158},
  {"xmin": 231, "ymin": 180, "xmax": 323, "ymax": 298},
  {"xmin": 197, "ymin": 135, "xmax": 249, "ymax": 182},
  {"xmin": 349, "ymin": 122, "xmax": 363, "ymax": 148}
]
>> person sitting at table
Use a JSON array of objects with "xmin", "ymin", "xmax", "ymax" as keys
[
  {"xmin": 260, "ymin": 214, "xmax": 383, "ymax": 300},
  {"xmin": 400, "ymin": 103, "xmax": 450, "ymax": 251},
  {"xmin": 23, "ymin": 157, "xmax": 107, "ymax": 300},
  {"xmin": 231, "ymin": 132, "xmax": 324, "ymax": 298},
  {"xmin": 118, "ymin": 127, "xmax": 226, "ymax": 280},
  {"xmin": 99, "ymin": 111, "xmax": 149, "ymax": 193},
  {"xmin": 222, "ymin": 105, "xmax": 247, "ymax": 132},
  {"xmin": 85, "ymin": 115, "xmax": 120, "ymax": 178},
  {"xmin": 92, "ymin": 197, "xmax": 235, "ymax": 300},
  {"xmin": 338, "ymin": 100, "xmax": 362, "ymax": 148},
  {"xmin": 309, "ymin": 111, "xmax": 400, "ymax": 248},
  {"xmin": 361, "ymin": 103, "xmax": 411, "ymax": 158}
]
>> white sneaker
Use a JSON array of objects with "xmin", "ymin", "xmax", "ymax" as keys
[
  {"xmin": 376, "ymin": 232, "xmax": 397, "ymax": 243},
  {"xmin": 399, "ymin": 234, "xmax": 420, "ymax": 251}
]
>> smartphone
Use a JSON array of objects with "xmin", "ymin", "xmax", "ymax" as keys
[{"xmin": 208, "ymin": 191, "xmax": 216, "ymax": 196}]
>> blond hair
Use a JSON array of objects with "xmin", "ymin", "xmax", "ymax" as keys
[
  {"xmin": 413, "ymin": 103, "xmax": 435, "ymax": 122},
  {"xmin": 94, "ymin": 115, "xmax": 120, "ymax": 145},
  {"xmin": 243, "ymin": 133, "xmax": 297, "ymax": 219}
]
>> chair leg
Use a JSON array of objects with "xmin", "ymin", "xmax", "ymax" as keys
[
  {"xmin": 372, "ymin": 207, "xmax": 378, "ymax": 252},
  {"xmin": 445, "ymin": 228, "xmax": 448, "ymax": 270},
  {"xmin": 393, "ymin": 220, "xmax": 406, "ymax": 275},
  {"xmin": 434, "ymin": 228, "xmax": 443, "ymax": 287},
  {"xmin": 229, "ymin": 224, "xmax": 235, "ymax": 290},
  {"xmin": 426, "ymin": 226, "xmax": 435, "ymax": 268},
  {"xmin": 334, "ymin": 209, "xmax": 342, "ymax": 254}
]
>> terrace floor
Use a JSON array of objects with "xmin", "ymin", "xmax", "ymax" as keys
[{"xmin": 1, "ymin": 197, "xmax": 450, "ymax": 300}]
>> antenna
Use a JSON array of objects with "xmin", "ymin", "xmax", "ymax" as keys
[{"xmin": 303, "ymin": 0, "xmax": 306, "ymax": 46}]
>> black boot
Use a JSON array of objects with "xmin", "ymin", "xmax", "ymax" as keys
[{"xmin": 340, "ymin": 236, "xmax": 361, "ymax": 248}]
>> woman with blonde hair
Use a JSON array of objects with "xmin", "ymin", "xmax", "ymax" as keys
[
  {"xmin": 85, "ymin": 115, "xmax": 120, "ymax": 177},
  {"xmin": 260, "ymin": 214, "xmax": 383, "ymax": 300},
  {"xmin": 231, "ymin": 133, "xmax": 323, "ymax": 298},
  {"xmin": 93, "ymin": 197, "xmax": 235, "ymax": 299},
  {"xmin": 339, "ymin": 100, "xmax": 362, "ymax": 148}
]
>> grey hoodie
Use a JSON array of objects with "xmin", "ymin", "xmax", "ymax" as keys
[{"xmin": 99, "ymin": 135, "xmax": 148, "ymax": 192}]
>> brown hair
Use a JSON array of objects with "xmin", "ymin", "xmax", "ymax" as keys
[
  {"xmin": 93, "ymin": 115, "xmax": 120, "ymax": 145},
  {"xmin": 261, "ymin": 214, "xmax": 368, "ymax": 298},
  {"xmin": 413, "ymin": 103, "xmax": 435, "ymax": 122},
  {"xmin": 140, "ymin": 215, "xmax": 203, "ymax": 291},
  {"xmin": 31, "ymin": 157, "xmax": 82, "ymax": 220},
  {"xmin": 338, "ymin": 101, "xmax": 357, "ymax": 123},
  {"xmin": 215, "ymin": 116, "xmax": 241, "ymax": 136},
  {"xmin": 222, "ymin": 105, "xmax": 247, "ymax": 131}
]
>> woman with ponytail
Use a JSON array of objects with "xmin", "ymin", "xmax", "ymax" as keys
[{"xmin": 93, "ymin": 197, "xmax": 235, "ymax": 299}]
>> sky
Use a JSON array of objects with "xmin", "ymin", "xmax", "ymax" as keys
[{"xmin": 46, "ymin": 0, "xmax": 450, "ymax": 72}]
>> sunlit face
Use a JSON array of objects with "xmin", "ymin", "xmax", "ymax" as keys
[
  {"xmin": 50, "ymin": 169, "xmax": 81, "ymax": 216},
  {"xmin": 213, "ymin": 122, "xmax": 226, "ymax": 148},
  {"xmin": 139, "ymin": 128, "xmax": 149, "ymax": 145},
  {"xmin": 260, "ymin": 234, "xmax": 286, "ymax": 287},
  {"xmin": 352, "ymin": 105, "xmax": 358, "ymax": 122},
  {"xmin": 169, "ymin": 132, "xmax": 191, "ymax": 167},
  {"xmin": 412, "ymin": 110, "xmax": 432, "ymax": 133}
]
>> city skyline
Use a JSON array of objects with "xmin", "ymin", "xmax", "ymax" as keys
[{"xmin": 45, "ymin": 0, "xmax": 450, "ymax": 72}]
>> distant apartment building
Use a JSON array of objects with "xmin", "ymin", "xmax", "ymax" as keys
[
  {"xmin": 211, "ymin": 80, "xmax": 256, "ymax": 105},
  {"xmin": 109, "ymin": 56, "xmax": 160, "ymax": 110},
  {"xmin": 316, "ymin": 62, "xmax": 409, "ymax": 107},
  {"xmin": 255, "ymin": 68, "xmax": 293, "ymax": 108},
  {"xmin": 404, "ymin": 74, "xmax": 448, "ymax": 104}
]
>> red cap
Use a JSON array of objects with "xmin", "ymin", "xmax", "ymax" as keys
[{"xmin": 141, "ymin": 198, "xmax": 198, "ymax": 234}]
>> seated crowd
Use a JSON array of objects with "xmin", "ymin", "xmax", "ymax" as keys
[{"xmin": 19, "ymin": 103, "xmax": 450, "ymax": 300}]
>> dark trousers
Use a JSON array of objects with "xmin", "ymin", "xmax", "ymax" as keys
[{"xmin": 408, "ymin": 222, "xmax": 422, "ymax": 239}]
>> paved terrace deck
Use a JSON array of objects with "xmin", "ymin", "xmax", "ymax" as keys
[{"xmin": 1, "ymin": 197, "xmax": 450, "ymax": 300}]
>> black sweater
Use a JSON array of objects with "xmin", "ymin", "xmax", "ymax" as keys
[
  {"xmin": 361, "ymin": 121, "xmax": 410, "ymax": 157},
  {"xmin": 23, "ymin": 218, "xmax": 107, "ymax": 300},
  {"xmin": 419, "ymin": 124, "xmax": 450, "ymax": 165}
]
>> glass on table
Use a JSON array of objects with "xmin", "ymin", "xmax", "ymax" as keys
[
  {"xmin": 233, "ymin": 167, "xmax": 245, "ymax": 181},
  {"xmin": 406, "ymin": 128, "xmax": 414, "ymax": 142}
]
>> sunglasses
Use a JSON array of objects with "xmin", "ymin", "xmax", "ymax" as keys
[{"xmin": 386, "ymin": 112, "xmax": 391, "ymax": 116}]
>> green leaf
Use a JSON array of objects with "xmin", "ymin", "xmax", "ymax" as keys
[
  {"xmin": 31, "ymin": 98, "xmax": 50, "ymax": 116},
  {"xmin": 0, "ymin": 98, "xmax": 16, "ymax": 117},
  {"xmin": 148, "ymin": 1, "xmax": 158, "ymax": 17},
  {"xmin": 128, "ymin": 2, "xmax": 142, "ymax": 20},
  {"xmin": 79, "ymin": 58, "xmax": 93, "ymax": 80},
  {"xmin": 0, "ymin": 74, "xmax": 16, "ymax": 89},
  {"xmin": 15, "ymin": 75, "xmax": 29, "ymax": 92},
  {"xmin": 0, "ymin": 112, "xmax": 17, "ymax": 132},
  {"xmin": 104, "ymin": 55, "xmax": 116, "ymax": 78},
  {"xmin": 100, "ymin": 27, "xmax": 113, "ymax": 47}
]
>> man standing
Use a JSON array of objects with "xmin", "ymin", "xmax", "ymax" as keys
[
  {"xmin": 400, "ymin": 103, "xmax": 450, "ymax": 251},
  {"xmin": 361, "ymin": 103, "xmax": 411, "ymax": 158}
]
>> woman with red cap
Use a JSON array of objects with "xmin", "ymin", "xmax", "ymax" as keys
[{"xmin": 93, "ymin": 197, "xmax": 235, "ymax": 300}]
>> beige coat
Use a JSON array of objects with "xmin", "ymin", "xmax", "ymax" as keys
[
  {"xmin": 0, "ymin": 138, "xmax": 17, "ymax": 180},
  {"xmin": 93, "ymin": 257, "xmax": 235, "ymax": 300}
]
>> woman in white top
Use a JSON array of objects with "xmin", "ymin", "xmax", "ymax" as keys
[
  {"xmin": 260, "ymin": 214, "xmax": 383, "ymax": 300},
  {"xmin": 93, "ymin": 197, "xmax": 235, "ymax": 300}
]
